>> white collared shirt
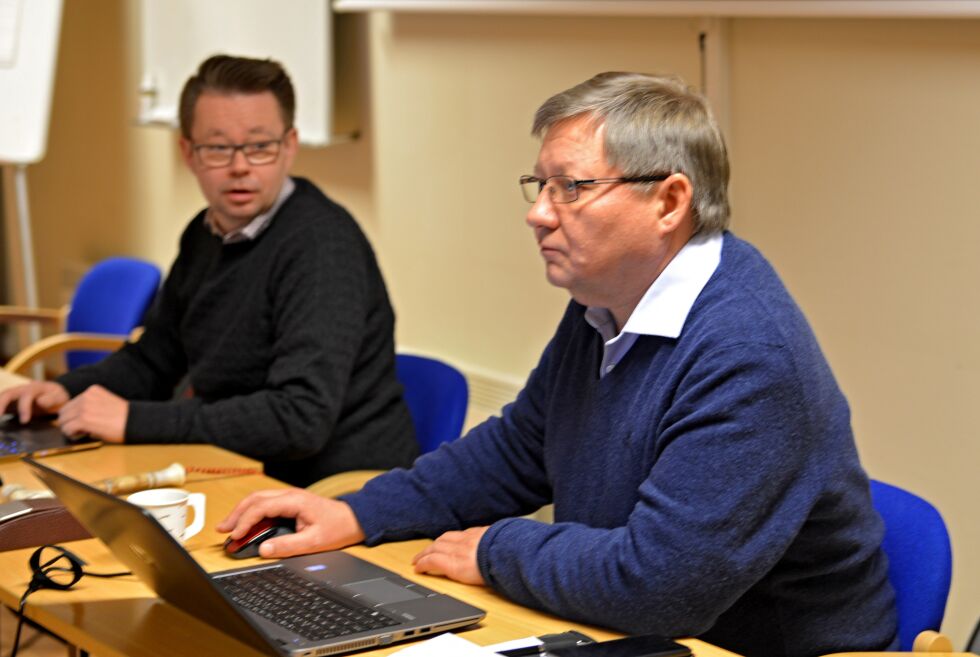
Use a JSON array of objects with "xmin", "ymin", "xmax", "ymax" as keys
[
  {"xmin": 584, "ymin": 231, "xmax": 724, "ymax": 378},
  {"xmin": 205, "ymin": 177, "xmax": 296, "ymax": 244}
]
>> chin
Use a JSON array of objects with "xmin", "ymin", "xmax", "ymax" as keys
[{"xmin": 544, "ymin": 266, "xmax": 576, "ymax": 292}]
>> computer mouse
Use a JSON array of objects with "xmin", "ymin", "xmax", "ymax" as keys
[{"xmin": 223, "ymin": 517, "xmax": 296, "ymax": 559}]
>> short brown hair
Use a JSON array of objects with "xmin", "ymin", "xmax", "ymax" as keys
[
  {"xmin": 178, "ymin": 54, "xmax": 295, "ymax": 138},
  {"xmin": 533, "ymin": 72, "xmax": 730, "ymax": 234}
]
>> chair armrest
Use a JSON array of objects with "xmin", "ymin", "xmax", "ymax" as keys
[
  {"xmin": 820, "ymin": 631, "xmax": 961, "ymax": 656},
  {"xmin": 0, "ymin": 369, "xmax": 28, "ymax": 392},
  {"xmin": 4, "ymin": 332, "xmax": 130, "ymax": 375},
  {"xmin": 306, "ymin": 470, "xmax": 386, "ymax": 498},
  {"xmin": 912, "ymin": 631, "xmax": 954, "ymax": 652},
  {"xmin": 821, "ymin": 653, "xmax": 971, "ymax": 656},
  {"xmin": 0, "ymin": 305, "xmax": 65, "ymax": 325}
]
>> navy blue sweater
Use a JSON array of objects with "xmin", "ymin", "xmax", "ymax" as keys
[{"xmin": 345, "ymin": 233, "xmax": 897, "ymax": 657}]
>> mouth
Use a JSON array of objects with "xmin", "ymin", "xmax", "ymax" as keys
[
  {"xmin": 537, "ymin": 245, "xmax": 565, "ymax": 265},
  {"xmin": 223, "ymin": 187, "xmax": 257, "ymax": 204}
]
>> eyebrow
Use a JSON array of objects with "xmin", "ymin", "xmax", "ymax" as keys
[{"xmin": 532, "ymin": 164, "xmax": 566, "ymax": 178}]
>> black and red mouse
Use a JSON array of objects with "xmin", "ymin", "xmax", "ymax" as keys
[{"xmin": 223, "ymin": 517, "xmax": 296, "ymax": 559}]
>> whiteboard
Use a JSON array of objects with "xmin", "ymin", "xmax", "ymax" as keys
[
  {"xmin": 139, "ymin": 0, "xmax": 333, "ymax": 146},
  {"xmin": 0, "ymin": 0, "xmax": 62, "ymax": 164}
]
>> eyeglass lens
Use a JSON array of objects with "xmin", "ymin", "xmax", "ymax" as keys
[
  {"xmin": 520, "ymin": 176, "xmax": 578, "ymax": 204},
  {"xmin": 196, "ymin": 140, "xmax": 281, "ymax": 167}
]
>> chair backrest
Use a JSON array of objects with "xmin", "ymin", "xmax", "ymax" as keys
[
  {"xmin": 395, "ymin": 354, "xmax": 468, "ymax": 455},
  {"xmin": 870, "ymin": 479, "xmax": 952, "ymax": 651},
  {"xmin": 65, "ymin": 257, "xmax": 162, "ymax": 369}
]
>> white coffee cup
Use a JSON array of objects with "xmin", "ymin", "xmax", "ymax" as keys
[{"xmin": 127, "ymin": 488, "xmax": 206, "ymax": 544}]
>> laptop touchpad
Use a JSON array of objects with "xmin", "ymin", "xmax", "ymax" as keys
[{"xmin": 343, "ymin": 578, "xmax": 425, "ymax": 605}]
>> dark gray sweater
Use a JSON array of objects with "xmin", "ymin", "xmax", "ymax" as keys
[
  {"xmin": 346, "ymin": 233, "xmax": 897, "ymax": 657},
  {"xmin": 59, "ymin": 177, "xmax": 417, "ymax": 486}
]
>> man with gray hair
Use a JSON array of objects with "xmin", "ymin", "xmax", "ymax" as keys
[{"xmin": 221, "ymin": 72, "xmax": 897, "ymax": 657}]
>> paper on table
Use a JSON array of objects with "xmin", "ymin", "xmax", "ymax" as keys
[
  {"xmin": 389, "ymin": 632, "xmax": 503, "ymax": 656},
  {"xmin": 485, "ymin": 636, "xmax": 545, "ymax": 653}
]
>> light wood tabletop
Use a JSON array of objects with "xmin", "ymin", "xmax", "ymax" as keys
[{"xmin": 0, "ymin": 445, "xmax": 742, "ymax": 657}]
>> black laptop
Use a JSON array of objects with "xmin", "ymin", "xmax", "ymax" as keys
[
  {"xmin": 25, "ymin": 457, "xmax": 485, "ymax": 657},
  {"xmin": 0, "ymin": 415, "xmax": 101, "ymax": 462}
]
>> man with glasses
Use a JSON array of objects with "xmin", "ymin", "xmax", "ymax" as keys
[
  {"xmin": 0, "ymin": 55, "xmax": 417, "ymax": 487},
  {"xmin": 220, "ymin": 72, "xmax": 896, "ymax": 657}
]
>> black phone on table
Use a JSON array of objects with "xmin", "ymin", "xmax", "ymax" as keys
[{"xmin": 549, "ymin": 634, "xmax": 691, "ymax": 657}]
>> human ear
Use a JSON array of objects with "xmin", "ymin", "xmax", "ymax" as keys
[
  {"xmin": 178, "ymin": 137, "xmax": 194, "ymax": 168},
  {"xmin": 655, "ymin": 173, "xmax": 694, "ymax": 234},
  {"xmin": 283, "ymin": 127, "xmax": 299, "ymax": 149},
  {"xmin": 281, "ymin": 127, "xmax": 299, "ymax": 169}
]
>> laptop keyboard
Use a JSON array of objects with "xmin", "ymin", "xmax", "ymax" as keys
[
  {"xmin": 0, "ymin": 435, "xmax": 26, "ymax": 455},
  {"xmin": 219, "ymin": 567, "xmax": 400, "ymax": 642}
]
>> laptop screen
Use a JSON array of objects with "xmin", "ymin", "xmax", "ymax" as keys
[{"xmin": 24, "ymin": 457, "xmax": 282, "ymax": 656}]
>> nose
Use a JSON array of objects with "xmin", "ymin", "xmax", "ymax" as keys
[
  {"xmin": 228, "ymin": 147, "xmax": 250, "ymax": 174},
  {"xmin": 525, "ymin": 190, "xmax": 559, "ymax": 231}
]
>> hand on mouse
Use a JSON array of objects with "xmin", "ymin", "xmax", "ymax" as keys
[{"xmin": 218, "ymin": 488, "xmax": 366, "ymax": 558}]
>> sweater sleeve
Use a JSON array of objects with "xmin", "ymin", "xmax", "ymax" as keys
[
  {"xmin": 343, "ymin": 330, "xmax": 564, "ymax": 543},
  {"xmin": 474, "ymin": 343, "xmax": 823, "ymax": 638},
  {"xmin": 123, "ymin": 218, "xmax": 368, "ymax": 461}
]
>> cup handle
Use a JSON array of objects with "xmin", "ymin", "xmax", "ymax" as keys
[{"xmin": 184, "ymin": 493, "xmax": 206, "ymax": 541}]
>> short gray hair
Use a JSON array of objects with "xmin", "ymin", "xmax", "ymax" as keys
[{"xmin": 532, "ymin": 72, "xmax": 730, "ymax": 234}]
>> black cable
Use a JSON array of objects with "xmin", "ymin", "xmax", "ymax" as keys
[{"xmin": 8, "ymin": 544, "xmax": 130, "ymax": 657}]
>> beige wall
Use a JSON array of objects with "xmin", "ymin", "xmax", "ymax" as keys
[{"xmin": 9, "ymin": 2, "xmax": 978, "ymax": 646}]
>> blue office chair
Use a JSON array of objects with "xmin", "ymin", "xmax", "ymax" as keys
[
  {"xmin": 62, "ymin": 257, "xmax": 161, "ymax": 369},
  {"xmin": 1, "ymin": 257, "xmax": 161, "ymax": 374},
  {"xmin": 870, "ymin": 479, "xmax": 952, "ymax": 651},
  {"xmin": 396, "ymin": 353, "xmax": 469, "ymax": 454}
]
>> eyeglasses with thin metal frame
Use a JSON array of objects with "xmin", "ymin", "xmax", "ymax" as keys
[
  {"xmin": 519, "ymin": 174, "xmax": 671, "ymax": 204},
  {"xmin": 191, "ymin": 132, "xmax": 289, "ymax": 168}
]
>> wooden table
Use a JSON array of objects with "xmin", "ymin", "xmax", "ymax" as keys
[{"xmin": 0, "ymin": 445, "xmax": 741, "ymax": 657}]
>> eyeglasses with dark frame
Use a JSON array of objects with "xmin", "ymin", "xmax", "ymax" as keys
[
  {"xmin": 519, "ymin": 174, "xmax": 671, "ymax": 204},
  {"xmin": 191, "ymin": 132, "xmax": 288, "ymax": 168}
]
